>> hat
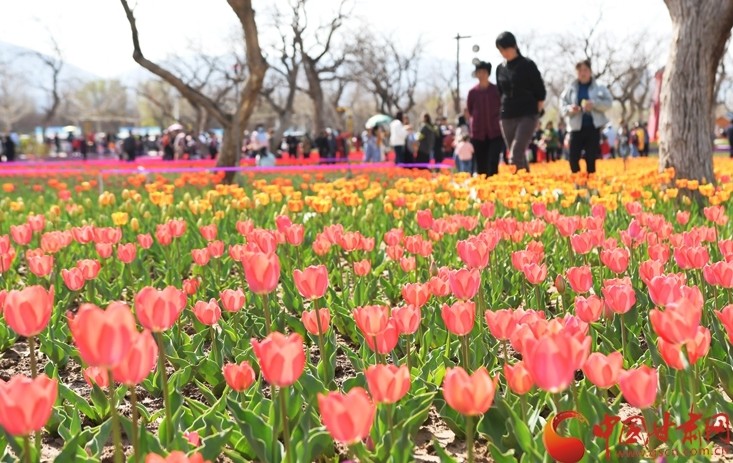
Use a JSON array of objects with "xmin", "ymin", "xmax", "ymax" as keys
[{"xmin": 474, "ymin": 61, "xmax": 492, "ymax": 74}]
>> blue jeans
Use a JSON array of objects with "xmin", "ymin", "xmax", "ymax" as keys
[{"xmin": 456, "ymin": 159, "xmax": 472, "ymax": 173}]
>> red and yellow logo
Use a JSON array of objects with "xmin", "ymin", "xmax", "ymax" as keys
[{"xmin": 542, "ymin": 411, "xmax": 588, "ymax": 463}]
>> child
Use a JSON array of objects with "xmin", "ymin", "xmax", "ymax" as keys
[
  {"xmin": 454, "ymin": 134, "xmax": 474, "ymax": 173},
  {"xmin": 616, "ymin": 125, "xmax": 631, "ymax": 171},
  {"xmin": 363, "ymin": 126, "xmax": 381, "ymax": 163}
]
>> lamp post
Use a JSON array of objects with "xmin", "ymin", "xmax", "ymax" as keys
[{"xmin": 454, "ymin": 33, "xmax": 472, "ymax": 115}]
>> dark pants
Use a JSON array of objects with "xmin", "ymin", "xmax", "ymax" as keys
[
  {"xmin": 434, "ymin": 147, "xmax": 445, "ymax": 164},
  {"xmin": 500, "ymin": 116, "xmax": 537, "ymax": 172},
  {"xmin": 569, "ymin": 126, "xmax": 600, "ymax": 174},
  {"xmin": 393, "ymin": 145, "xmax": 405, "ymax": 164},
  {"xmin": 472, "ymin": 137, "xmax": 504, "ymax": 177},
  {"xmin": 414, "ymin": 150, "xmax": 430, "ymax": 169}
]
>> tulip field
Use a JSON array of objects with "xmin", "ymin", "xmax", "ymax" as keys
[{"xmin": 2, "ymin": 158, "xmax": 733, "ymax": 462}]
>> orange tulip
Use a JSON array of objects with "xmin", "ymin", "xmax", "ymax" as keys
[
  {"xmin": 69, "ymin": 302, "xmax": 137, "ymax": 368},
  {"xmin": 442, "ymin": 366, "xmax": 499, "ymax": 416},
  {"xmin": 365, "ymin": 364, "xmax": 411, "ymax": 404},
  {"xmin": 582, "ymin": 351, "xmax": 622, "ymax": 389},
  {"xmin": 117, "ymin": 243, "xmax": 137, "ymax": 264},
  {"xmin": 618, "ymin": 366, "xmax": 658, "ymax": 409},
  {"xmin": 183, "ymin": 278, "xmax": 200, "ymax": 296},
  {"xmin": 302, "ymin": 308, "xmax": 331, "ymax": 335},
  {"xmin": 3, "ymin": 285, "xmax": 53, "ymax": 337},
  {"xmin": 392, "ymin": 304, "xmax": 421, "ymax": 335},
  {"xmin": 83, "ymin": 366, "xmax": 110, "ymax": 389},
  {"xmin": 251, "ymin": 332, "xmax": 305, "ymax": 387},
  {"xmin": 293, "ymin": 265, "xmax": 329, "ymax": 299},
  {"xmin": 318, "ymin": 387, "xmax": 376, "ymax": 444},
  {"xmin": 441, "ymin": 301, "xmax": 475, "ymax": 336},
  {"xmin": 0, "ymin": 374, "xmax": 57, "ymax": 436},
  {"xmin": 243, "ymin": 252, "xmax": 280, "ymax": 294},
  {"xmin": 222, "ymin": 361, "xmax": 256, "ymax": 392},
  {"xmin": 134, "ymin": 286, "xmax": 187, "ymax": 332},
  {"xmin": 449, "ymin": 268, "xmax": 481, "ymax": 300},
  {"xmin": 220, "ymin": 288, "xmax": 246, "ymax": 313},
  {"xmin": 112, "ymin": 330, "xmax": 158, "ymax": 386},
  {"xmin": 504, "ymin": 361, "xmax": 534, "ymax": 395}
]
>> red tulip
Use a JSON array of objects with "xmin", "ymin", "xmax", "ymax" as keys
[
  {"xmin": 449, "ymin": 268, "xmax": 480, "ymax": 300},
  {"xmin": 199, "ymin": 224, "xmax": 217, "ymax": 241},
  {"xmin": 365, "ymin": 364, "xmax": 411, "ymax": 404},
  {"xmin": 484, "ymin": 309, "xmax": 517, "ymax": 340},
  {"xmin": 193, "ymin": 299, "xmax": 221, "ymax": 326},
  {"xmin": 0, "ymin": 374, "xmax": 57, "ymax": 436},
  {"xmin": 649, "ymin": 296, "xmax": 702, "ymax": 344},
  {"xmin": 647, "ymin": 244, "xmax": 670, "ymax": 263},
  {"xmin": 523, "ymin": 333, "xmax": 581, "ymax": 393},
  {"xmin": 601, "ymin": 282, "xmax": 636, "ymax": 314},
  {"xmin": 145, "ymin": 451, "xmax": 208, "ymax": 463},
  {"xmin": 183, "ymin": 431, "xmax": 201, "ymax": 447},
  {"xmin": 522, "ymin": 263, "xmax": 548, "ymax": 285},
  {"xmin": 504, "ymin": 361, "xmax": 534, "ymax": 395},
  {"xmin": 10, "ymin": 224, "xmax": 32, "ymax": 245},
  {"xmin": 600, "ymin": 247, "xmax": 630, "ymax": 274},
  {"xmin": 3, "ymin": 285, "xmax": 53, "ymax": 337},
  {"xmin": 442, "ymin": 366, "xmax": 499, "ymax": 416},
  {"xmin": 676, "ymin": 210, "xmax": 690, "ymax": 225},
  {"xmin": 428, "ymin": 276, "xmax": 451, "ymax": 297},
  {"xmin": 293, "ymin": 265, "xmax": 329, "ymax": 299},
  {"xmin": 134, "ymin": 286, "xmax": 187, "ymax": 332},
  {"xmin": 618, "ymin": 366, "xmax": 658, "ymax": 409},
  {"xmin": 574, "ymin": 295, "xmax": 604, "ymax": 323},
  {"xmin": 243, "ymin": 252, "xmax": 280, "ymax": 294},
  {"xmin": 222, "ymin": 361, "xmax": 256, "ymax": 392},
  {"xmin": 27, "ymin": 254, "xmax": 53, "ymax": 277},
  {"xmin": 137, "ymin": 233, "xmax": 153, "ymax": 249},
  {"xmin": 401, "ymin": 283, "xmax": 430, "ymax": 308},
  {"xmin": 318, "ymin": 387, "xmax": 376, "ymax": 445},
  {"xmin": 582, "ymin": 351, "xmax": 622, "ymax": 389},
  {"xmin": 566, "ymin": 266, "xmax": 592, "ymax": 293},
  {"xmin": 61, "ymin": 267, "xmax": 85, "ymax": 291},
  {"xmin": 112, "ymin": 330, "xmax": 158, "ymax": 386},
  {"xmin": 716, "ymin": 305, "xmax": 733, "ymax": 342},
  {"xmin": 658, "ymin": 326, "xmax": 710, "ymax": 370},
  {"xmin": 639, "ymin": 259, "xmax": 665, "ymax": 286},
  {"xmin": 206, "ymin": 240, "xmax": 225, "ymax": 258},
  {"xmin": 353, "ymin": 259, "xmax": 371, "ymax": 276},
  {"xmin": 117, "ymin": 243, "xmax": 137, "ymax": 264},
  {"xmin": 220, "ymin": 288, "xmax": 246, "ymax": 313},
  {"xmin": 83, "ymin": 366, "xmax": 110, "ymax": 388},
  {"xmin": 68, "ymin": 302, "xmax": 136, "ymax": 368},
  {"xmin": 284, "ymin": 224, "xmax": 304, "ymax": 246},
  {"xmin": 704, "ymin": 205, "xmax": 728, "ymax": 225},
  {"xmin": 191, "ymin": 248, "xmax": 210, "ymax": 266},
  {"xmin": 399, "ymin": 256, "xmax": 416, "ymax": 273},
  {"xmin": 674, "ymin": 245, "xmax": 709, "ymax": 270},
  {"xmin": 183, "ymin": 278, "xmax": 200, "ymax": 296},
  {"xmin": 251, "ymin": 332, "xmax": 305, "ymax": 387},
  {"xmin": 353, "ymin": 305, "xmax": 389, "ymax": 337},
  {"xmin": 302, "ymin": 308, "xmax": 331, "ymax": 335},
  {"xmin": 393, "ymin": 304, "xmax": 421, "ymax": 335},
  {"xmin": 95, "ymin": 243, "xmax": 114, "ymax": 259},
  {"xmin": 457, "ymin": 237, "xmax": 490, "ymax": 269},
  {"xmin": 168, "ymin": 219, "xmax": 186, "ymax": 238},
  {"xmin": 77, "ymin": 259, "xmax": 101, "ymax": 280},
  {"xmin": 441, "ymin": 301, "xmax": 475, "ymax": 336},
  {"xmin": 363, "ymin": 318, "xmax": 400, "ymax": 354},
  {"xmin": 570, "ymin": 232, "xmax": 595, "ymax": 255}
]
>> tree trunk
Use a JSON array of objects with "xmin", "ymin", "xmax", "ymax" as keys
[
  {"xmin": 659, "ymin": 0, "xmax": 733, "ymax": 184},
  {"xmin": 303, "ymin": 57, "xmax": 326, "ymax": 134},
  {"xmin": 218, "ymin": 120, "xmax": 240, "ymax": 181}
]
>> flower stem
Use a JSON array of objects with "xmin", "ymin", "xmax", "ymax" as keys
[
  {"xmin": 23, "ymin": 435, "xmax": 32, "ymax": 463},
  {"xmin": 279, "ymin": 387, "xmax": 291, "ymax": 462},
  {"xmin": 262, "ymin": 293, "xmax": 272, "ymax": 333},
  {"xmin": 619, "ymin": 314, "xmax": 627, "ymax": 367},
  {"xmin": 155, "ymin": 332, "xmax": 173, "ymax": 444},
  {"xmin": 28, "ymin": 336, "xmax": 37, "ymax": 379},
  {"xmin": 130, "ymin": 387, "xmax": 140, "ymax": 463},
  {"xmin": 406, "ymin": 335, "xmax": 412, "ymax": 373},
  {"xmin": 313, "ymin": 300, "xmax": 328, "ymax": 384},
  {"xmin": 460, "ymin": 335, "xmax": 471, "ymax": 371},
  {"xmin": 108, "ymin": 374, "xmax": 123, "ymax": 463},
  {"xmin": 466, "ymin": 415, "xmax": 475, "ymax": 463},
  {"xmin": 210, "ymin": 326, "xmax": 219, "ymax": 364}
]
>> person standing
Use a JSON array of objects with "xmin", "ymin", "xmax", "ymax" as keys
[
  {"xmin": 542, "ymin": 121, "xmax": 560, "ymax": 162},
  {"xmin": 495, "ymin": 32, "xmax": 546, "ymax": 173},
  {"xmin": 726, "ymin": 118, "xmax": 733, "ymax": 158},
  {"xmin": 363, "ymin": 127, "xmax": 382, "ymax": 162},
  {"xmin": 123, "ymin": 132, "xmax": 137, "ymax": 162},
  {"xmin": 433, "ymin": 116, "xmax": 446, "ymax": 165},
  {"xmin": 390, "ymin": 111, "xmax": 407, "ymax": 164},
  {"xmin": 415, "ymin": 113, "xmax": 436, "ymax": 168},
  {"xmin": 465, "ymin": 60, "xmax": 503, "ymax": 176},
  {"xmin": 3, "ymin": 135, "xmax": 15, "ymax": 162},
  {"xmin": 560, "ymin": 59, "xmax": 613, "ymax": 175}
]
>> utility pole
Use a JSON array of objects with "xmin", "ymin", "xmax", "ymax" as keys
[{"xmin": 454, "ymin": 33, "xmax": 472, "ymax": 116}]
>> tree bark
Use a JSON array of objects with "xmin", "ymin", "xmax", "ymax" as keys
[
  {"xmin": 303, "ymin": 56, "xmax": 327, "ymax": 134},
  {"xmin": 659, "ymin": 0, "xmax": 733, "ymax": 184}
]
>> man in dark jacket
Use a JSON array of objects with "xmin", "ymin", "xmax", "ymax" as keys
[
  {"xmin": 123, "ymin": 132, "xmax": 137, "ymax": 162},
  {"xmin": 3, "ymin": 135, "xmax": 15, "ymax": 162}
]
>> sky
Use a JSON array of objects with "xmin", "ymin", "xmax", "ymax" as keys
[{"xmin": 0, "ymin": 0, "xmax": 672, "ymax": 86}]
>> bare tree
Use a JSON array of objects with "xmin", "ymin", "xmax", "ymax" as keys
[
  {"xmin": 659, "ymin": 0, "xmax": 733, "ymax": 184},
  {"xmin": 350, "ymin": 32, "xmax": 422, "ymax": 116},
  {"xmin": 70, "ymin": 79, "xmax": 133, "ymax": 131},
  {"xmin": 32, "ymin": 33, "xmax": 64, "ymax": 133},
  {"xmin": 290, "ymin": 0, "xmax": 351, "ymax": 134},
  {"xmin": 119, "ymin": 0, "xmax": 267, "ymax": 182},
  {"xmin": 0, "ymin": 63, "xmax": 33, "ymax": 132}
]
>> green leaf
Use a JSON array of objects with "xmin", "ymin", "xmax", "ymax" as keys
[
  {"xmin": 488, "ymin": 441, "xmax": 518, "ymax": 463},
  {"xmin": 59, "ymin": 383, "xmax": 101, "ymax": 422},
  {"xmin": 228, "ymin": 396, "xmax": 280, "ymax": 463},
  {"xmin": 54, "ymin": 430, "xmax": 92, "ymax": 462},
  {"xmin": 89, "ymin": 384, "xmax": 110, "ymax": 418},
  {"xmin": 432, "ymin": 438, "xmax": 458, "ymax": 463},
  {"xmin": 199, "ymin": 429, "xmax": 232, "ymax": 461},
  {"xmin": 87, "ymin": 419, "xmax": 112, "ymax": 456}
]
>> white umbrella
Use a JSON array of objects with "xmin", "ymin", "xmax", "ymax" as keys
[
  {"xmin": 62, "ymin": 125, "xmax": 78, "ymax": 132},
  {"xmin": 167, "ymin": 123, "xmax": 183, "ymax": 132}
]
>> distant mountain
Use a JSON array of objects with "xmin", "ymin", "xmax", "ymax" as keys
[{"xmin": 0, "ymin": 41, "xmax": 100, "ymax": 105}]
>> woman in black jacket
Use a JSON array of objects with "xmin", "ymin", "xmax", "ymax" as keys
[{"xmin": 495, "ymin": 31, "xmax": 546, "ymax": 173}]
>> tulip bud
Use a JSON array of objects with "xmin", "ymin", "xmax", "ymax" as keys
[{"xmin": 555, "ymin": 274, "xmax": 566, "ymax": 295}]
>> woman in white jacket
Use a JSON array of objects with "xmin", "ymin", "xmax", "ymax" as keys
[{"xmin": 560, "ymin": 59, "xmax": 613, "ymax": 174}]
